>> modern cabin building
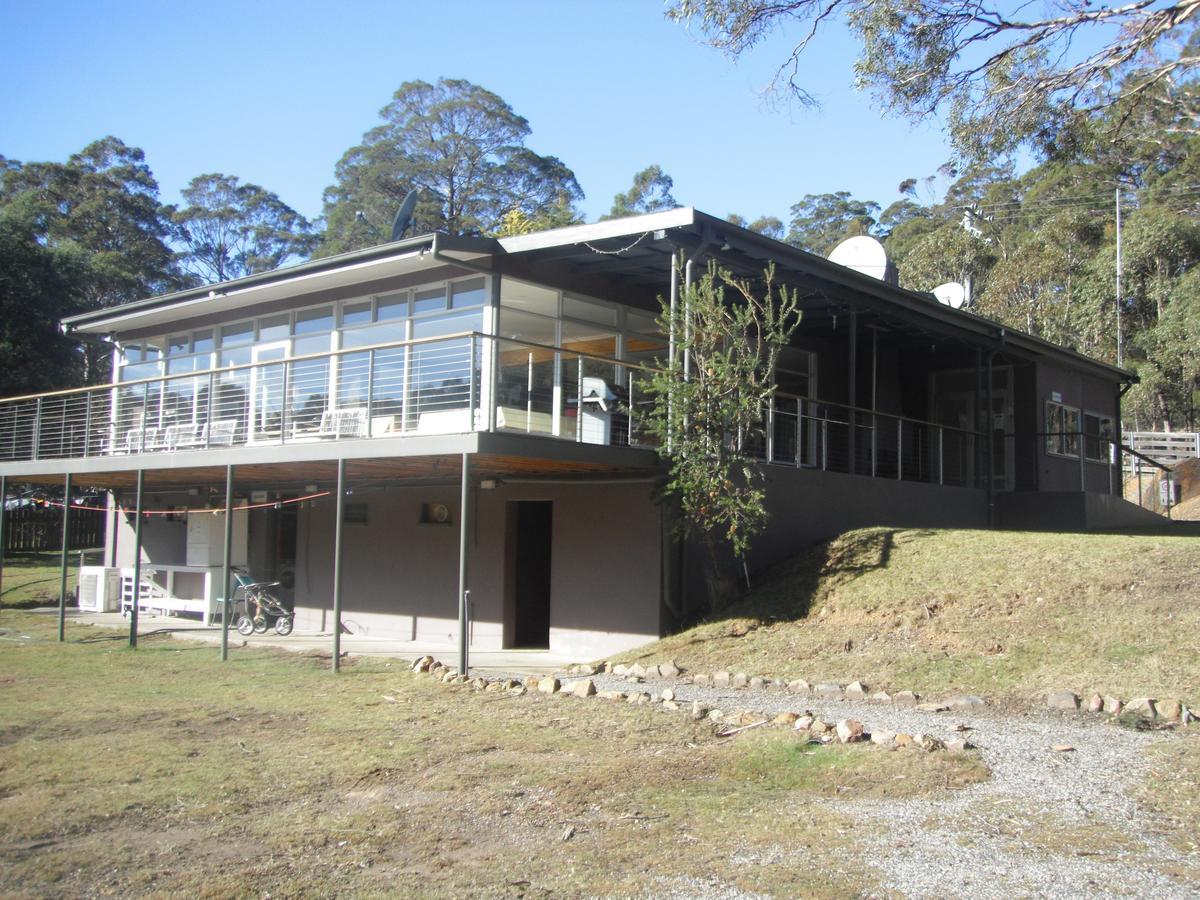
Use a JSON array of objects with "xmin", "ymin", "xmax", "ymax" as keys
[{"xmin": 0, "ymin": 208, "xmax": 1154, "ymax": 659}]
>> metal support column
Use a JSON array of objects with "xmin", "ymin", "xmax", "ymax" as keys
[
  {"xmin": 220, "ymin": 464, "xmax": 235, "ymax": 662},
  {"xmin": 667, "ymin": 259, "xmax": 678, "ymax": 452},
  {"xmin": 847, "ymin": 308, "xmax": 857, "ymax": 475},
  {"xmin": 457, "ymin": 452, "xmax": 472, "ymax": 677},
  {"xmin": 332, "ymin": 458, "xmax": 346, "ymax": 673},
  {"xmin": 58, "ymin": 473, "xmax": 73, "ymax": 642},
  {"xmin": 130, "ymin": 469, "xmax": 145, "ymax": 648},
  {"xmin": 0, "ymin": 476, "xmax": 7, "ymax": 610}
]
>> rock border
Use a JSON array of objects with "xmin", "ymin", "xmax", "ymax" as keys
[
  {"xmin": 1046, "ymin": 689, "xmax": 1198, "ymax": 726},
  {"xmin": 407, "ymin": 656, "xmax": 974, "ymax": 753}
]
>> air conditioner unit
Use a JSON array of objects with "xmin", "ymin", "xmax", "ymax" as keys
[{"xmin": 78, "ymin": 566, "xmax": 123, "ymax": 612}]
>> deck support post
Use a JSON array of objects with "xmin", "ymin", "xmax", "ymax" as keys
[
  {"xmin": 0, "ymin": 476, "xmax": 7, "ymax": 608},
  {"xmin": 58, "ymin": 473, "xmax": 73, "ymax": 642},
  {"xmin": 848, "ymin": 308, "xmax": 857, "ymax": 475},
  {"xmin": 130, "ymin": 469, "xmax": 145, "ymax": 648},
  {"xmin": 220, "ymin": 464, "xmax": 235, "ymax": 662},
  {"xmin": 332, "ymin": 458, "xmax": 346, "ymax": 673},
  {"xmin": 458, "ymin": 452, "xmax": 472, "ymax": 677}
]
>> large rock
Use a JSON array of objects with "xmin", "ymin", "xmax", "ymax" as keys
[
  {"xmin": 538, "ymin": 676, "xmax": 561, "ymax": 695},
  {"xmin": 794, "ymin": 715, "xmax": 815, "ymax": 731},
  {"xmin": 612, "ymin": 664, "xmax": 629, "ymax": 677},
  {"xmin": 693, "ymin": 673, "xmax": 712, "ymax": 688},
  {"xmin": 731, "ymin": 673, "xmax": 749, "ymax": 689},
  {"xmin": 1157, "ymin": 699, "xmax": 1182, "ymax": 722},
  {"xmin": 628, "ymin": 663, "xmax": 647, "ymax": 679},
  {"xmin": 691, "ymin": 700, "xmax": 710, "ymax": 720},
  {"xmin": 892, "ymin": 690, "xmax": 920, "ymax": 706},
  {"xmin": 893, "ymin": 733, "xmax": 915, "ymax": 748},
  {"xmin": 771, "ymin": 711, "xmax": 800, "ymax": 726},
  {"xmin": 411, "ymin": 655, "xmax": 434, "ymax": 673},
  {"xmin": 787, "ymin": 679, "xmax": 812, "ymax": 696},
  {"xmin": 814, "ymin": 683, "xmax": 845, "ymax": 700},
  {"xmin": 712, "ymin": 671, "xmax": 732, "ymax": 688},
  {"xmin": 748, "ymin": 676, "xmax": 767, "ymax": 690},
  {"xmin": 916, "ymin": 702, "xmax": 949, "ymax": 713},
  {"xmin": 660, "ymin": 660, "xmax": 681, "ymax": 678},
  {"xmin": 1126, "ymin": 697, "xmax": 1158, "ymax": 719},
  {"xmin": 661, "ymin": 688, "xmax": 676, "ymax": 702},
  {"xmin": 1047, "ymin": 690, "xmax": 1081, "ymax": 711},
  {"xmin": 870, "ymin": 730, "xmax": 897, "ymax": 747},
  {"xmin": 916, "ymin": 734, "xmax": 945, "ymax": 752},
  {"xmin": 1103, "ymin": 695, "xmax": 1124, "ymax": 715},
  {"xmin": 945, "ymin": 738, "xmax": 974, "ymax": 752},
  {"xmin": 571, "ymin": 679, "xmax": 596, "ymax": 698},
  {"xmin": 870, "ymin": 691, "xmax": 892, "ymax": 704},
  {"xmin": 1086, "ymin": 693, "xmax": 1104, "ymax": 713},
  {"xmin": 836, "ymin": 719, "xmax": 865, "ymax": 743},
  {"xmin": 845, "ymin": 681, "xmax": 869, "ymax": 700}
]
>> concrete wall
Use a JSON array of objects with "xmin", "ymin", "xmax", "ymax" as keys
[
  {"xmin": 292, "ymin": 480, "xmax": 663, "ymax": 659},
  {"xmin": 996, "ymin": 491, "xmax": 1166, "ymax": 531}
]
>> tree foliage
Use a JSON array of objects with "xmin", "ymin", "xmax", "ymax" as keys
[
  {"xmin": 320, "ymin": 78, "xmax": 583, "ymax": 254},
  {"xmin": 669, "ymin": 0, "xmax": 1200, "ymax": 158},
  {"xmin": 168, "ymin": 173, "xmax": 316, "ymax": 283},
  {"xmin": 643, "ymin": 260, "xmax": 802, "ymax": 564},
  {"xmin": 604, "ymin": 165, "xmax": 679, "ymax": 219},
  {"xmin": 786, "ymin": 191, "xmax": 879, "ymax": 254}
]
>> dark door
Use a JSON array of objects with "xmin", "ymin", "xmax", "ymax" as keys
[{"xmin": 507, "ymin": 501, "xmax": 552, "ymax": 648}]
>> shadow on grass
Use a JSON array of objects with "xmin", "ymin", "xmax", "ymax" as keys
[{"xmin": 708, "ymin": 527, "xmax": 910, "ymax": 627}]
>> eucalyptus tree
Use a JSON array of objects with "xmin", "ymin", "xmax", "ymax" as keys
[
  {"xmin": 321, "ymin": 79, "xmax": 583, "ymax": 253},
  {"xmin": 168, "ymin": 173, "xmax": 316, "ymax": 284},
  {"xmin": 604, "ymin": 165, "xmax": 679, "ymax": 219}
]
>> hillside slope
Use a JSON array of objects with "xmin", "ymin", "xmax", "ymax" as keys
[{"xmin": 619, "ymin": 526, "xmax": 1200, "ymax": 705}]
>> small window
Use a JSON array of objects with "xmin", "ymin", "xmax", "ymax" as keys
[
  {"xmin": 414, "ymin": 286, "xmax": 447, "ymax": 315},
  {"xmin": 295, "ymin": 307, "xmax": 333, "ymax": 334},
  {"xmin": 450, "ymin": 277, "xmax": 487, "ymax": 309},
  {"xmin": 192, "ymin": 330, "xmax": 214, "ymax": 353},
  {"xmin": 376, "ymin": 292, "xmax": 408, "ymax": 321},
  {"xmin": 258, "ymin": 314, "xmax": 290, "ymax": 342},
  {"xmin": 1045, "ymin": 400, "xmax": 1081, "ymax": 457},
  {"xmin": 220, "ymin": 322, "xmax": 254, "ymax": 347},
  {"xmin": 167, "ymin": 335, "xmax": 190, "ymax": 356},
  {"xmin": 341, "ymin": 301, "xmax": 373, "ymax": 326},
  {"xmin": 1083, "ymin": 413, "xmax": 1115, "ymax": 462}
]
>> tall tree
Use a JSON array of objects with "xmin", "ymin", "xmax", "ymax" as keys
[
  {"xmin": 167, "ymin": 173, "xmax": 316, "ymax": 284},
  {"xmin": 668, "ymin": 0, "xmax": 1200, "ymax": 159},
  {"xmin": 604, "ymin": 165, "xmax": 679, "ymax": 219},
  {"xmin": 0, "ymin": 137, "xmax": 178, "ymax": 385},
  {"xmin": 320, "ymin": 79, "xmax": 583, "ymax": 254},
  {"xmin": 0, "ymin": 194, "xmax": 90, "ymax": 396},
  {"xmin": 726, "ymin": 213, "xmax": 784, "ymax": 239},
  {"xmin": 786, "ymin": 191, "xmax": 879, "ymax": 254}
]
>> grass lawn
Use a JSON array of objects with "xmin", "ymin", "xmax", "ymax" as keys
[
  {"xmin": 617, "ymin": 527, "xmax": 1200, "ymax": 707},
  {"xmin": 0, "ymin": 611, "xmax": 987, "ymax": 898},
  {"xmin": 0, "ymin": 551, "xmax": 99, "ymax": 609}
]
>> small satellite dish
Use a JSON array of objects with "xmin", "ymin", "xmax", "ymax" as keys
[
  {"xmin": 828, "ymin": 236, "xmax": 898, "ymax": 285},
  {"xmin": 933, "ymin": 282, "xmax": 967, "ymax": 309},
  {"xmin": 390, "ymin": 189, "xmax": 420, "ymax": 242}
]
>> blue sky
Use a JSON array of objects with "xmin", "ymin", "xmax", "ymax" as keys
[{"xmin": 1, "ymin": 0, "xmax": 958, "ymax": 227}]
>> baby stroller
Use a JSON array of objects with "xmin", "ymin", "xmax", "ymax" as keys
[{"xmin": 232, "ymin": 567, "xmax": 294, "ymax": 636}]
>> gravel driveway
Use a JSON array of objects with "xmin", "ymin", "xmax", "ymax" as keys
[{"xmin": 582, "ymin": 673, "xmax": 1199, "ymax": 899}]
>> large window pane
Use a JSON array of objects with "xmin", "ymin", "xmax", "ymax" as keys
[
  {"xmin": 499, "ymin": 309, "xmax": 557, "ymax": 344},
  {"xmin": 450, "ymin": 277, "xmax": 487, "ymax": 309},
  {"xmin": 295, "ymin": 307, "xmax": 333, "ymax": 335},
  {"xmin": 220, "ymin": 322, "xmax": 253, "ymax": 347},
  {"xmin": 500, "ymin": 278, "xmax": 558, "ymax": 316},
  {"xmin": 564, "ymin": 295, "xmax": 617, "ymax": 326},
  {"xmin": 413, "ymin": 287, "xmax": 446, "ymax": 315}
]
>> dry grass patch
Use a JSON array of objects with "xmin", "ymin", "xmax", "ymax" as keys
[
  {"xmin": 0, "ymin": 551, "xmax": 84, "ymax": 609},
  {"xmin": 0, "ymin": 611, "xmax": 981, "ymax": 897},
  {"xmin": 1138, "ymin": 733, "xmax": 1200, "ymax": 855},
  {"xmin": 617, "ymin": 527, "xmax": 1200, "ymax": 705}
]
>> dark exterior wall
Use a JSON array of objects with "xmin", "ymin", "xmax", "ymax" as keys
[
  {"xmin": 292, "ymin": 479, "xmax": 662, "ymax": 659},
  {"xmin": 1036, "ymin": 362, "xmax": 1121, "ymax": 493}
]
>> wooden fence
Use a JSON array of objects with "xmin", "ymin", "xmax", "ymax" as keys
[{"xmin": 3, "ymin": 502, "xmax": 106, "ymax": 553}]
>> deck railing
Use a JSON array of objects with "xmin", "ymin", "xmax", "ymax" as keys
[{"xmin": 0, "ymin": 332, "xmax": 985, "ymax": 490}]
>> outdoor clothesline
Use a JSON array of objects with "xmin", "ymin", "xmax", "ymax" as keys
[{"xmin": 27, "ymin": 490, "xmax": 332, "ymax": 517}]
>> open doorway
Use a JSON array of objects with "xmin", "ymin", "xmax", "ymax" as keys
[{"xmin": 504, "ymin": 500, "xmax": 552, "ymax": 648}]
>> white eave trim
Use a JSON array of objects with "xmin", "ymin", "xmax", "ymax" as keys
[{"xmin": 498, "ymin": 207, "xmax": 697, "ymax": 254}]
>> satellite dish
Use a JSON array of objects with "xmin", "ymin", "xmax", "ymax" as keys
[
  {"xmin": 828, "ymin": 236, "xmax": 898, "ymax": 285},
  {"xmin": 933, "ymin": 282, "xmax": 967, "ymax": 309},
  {"xmin": 390, "ymin": 189, "xmax": 420, "ymax": 242}
]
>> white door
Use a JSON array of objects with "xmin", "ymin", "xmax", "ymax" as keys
[{"xmin": 250, "ymin": 341, "xmax": 289, "ymax": 441}]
